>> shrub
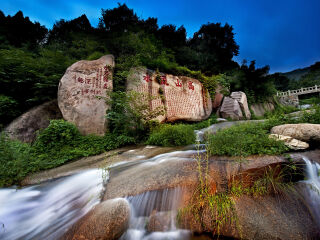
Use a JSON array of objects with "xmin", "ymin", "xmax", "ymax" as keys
[
  {"xmin": 206, "ymin": 123, "xmax": 288, "ymax": 157},
  {"xmin": 33, "ymin": 119, "xmax": 80, "ymax": 149},
  {"xmin": 146, "ymin": 124, "xmax": 196, "ymax": 146},
  {"xmin": 0, "ymin": 134, "xmax": 32, "ymax": 187}
]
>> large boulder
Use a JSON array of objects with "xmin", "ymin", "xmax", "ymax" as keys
[
  {"xmin": 269, "ymin": 134, "xmax": 309, "ymax": 150},
  {"xmin": 4, "ymin": 100, "xmax": 62, "ymax": 143},
  {"xmin": 63, "ymin": 198, "xmax": 130, "ymax": 240},
  {"xmin": 250, "ymin": 102, "xmax": 275, "ymax": 117},
  {"xmin": 271, "ymin": 124, "xmax": 320, "ymax": 143},
  {"xmin": 127, "ymin": 68, "xmax": 212, "ymax": 122},
  {"xmin": 230, "ymin": 91, "xmax": 251, "ymax": 119},
  {"xmin": 219, "ymin": 97, "xmax": 243, "ymax": 120},
  {"xmin": 58, "ymin": 55, "xmax": 115, "ymax": 135},
  {"xmin": 103, "ymin": 152, "xmax": 319, "ymax": 239}
]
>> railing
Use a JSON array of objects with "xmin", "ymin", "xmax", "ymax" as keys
[{"xmin": 277, "ymin": 85, "xmax": 320, "ymax": 97}]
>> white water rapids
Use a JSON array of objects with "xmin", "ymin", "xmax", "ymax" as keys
[{"xmin": 0, "ymin": 169, "xmax": 105, "ymax": 240}]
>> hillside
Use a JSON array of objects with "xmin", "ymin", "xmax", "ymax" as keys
[{"xmin": 281, "ymin": 66, "xmax": 310, "ymax": 81}]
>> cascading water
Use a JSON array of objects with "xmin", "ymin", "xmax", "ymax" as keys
[
  {"xmin": 301, "ymin": 156, "xmax": 320, "ymax": 226},
  {"xmin": 120, "ymin": 188, "xmax": 191, "ymax": 240},
  {"xmin": 0, "ymin": 169, "xmax": 105, "ymax": 240}
]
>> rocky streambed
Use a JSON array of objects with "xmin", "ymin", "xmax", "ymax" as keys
[{"xmin": 1, "ymin": 143, "xmax": 320, "ymax": 240}]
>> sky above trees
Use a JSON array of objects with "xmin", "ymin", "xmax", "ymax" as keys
[{"xmin": 1, "ymin": 0, "xmax": 319, "ymax": 73}]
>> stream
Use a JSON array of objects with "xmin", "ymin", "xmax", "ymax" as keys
[{"xmin": 0, "ymin": 147, "xmax": 319, "ymax": 239}]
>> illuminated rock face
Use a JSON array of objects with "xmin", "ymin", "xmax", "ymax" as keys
[
  {"xmin": 127, "ymin": 67, "xmax": 212, "ymax": 122},
  {"xmin": 58, "ymin": 55, "xmax": 115, "ymax": 135},
  {"xmin": 231, "ymin": 91, "xmax": 251, "ymax": 119},
  {"xmin": 219, "ymin": 96, "xmax": 243, "ymax": 120}
]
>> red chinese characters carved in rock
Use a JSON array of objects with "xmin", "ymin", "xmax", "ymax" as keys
[
  {"xmin": 175, "ymin": 78, "xmax": 182, "ymax": 87},
  {"xmin": 160, "ymin": 75, "xmax": 169, "ymax": 86},
  {"xmin": 143, "ymin": 74, "xmax": 151, "ymax": 83},
  {"xmin": 103, "ymin": 66, "xmax": 109, "ymax": 83},
  {"xmin": 188, "ymin": 81, "xmax": 194, "ymax": 91}
]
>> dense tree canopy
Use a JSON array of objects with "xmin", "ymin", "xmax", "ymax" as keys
[{"xmin": 1, "ymin": 3, "xmax": 314, "ymax": 127}]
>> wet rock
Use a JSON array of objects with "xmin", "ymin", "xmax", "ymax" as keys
[
  {"xmin": 58, "ymin": 55, "xmax": 115, "ymax": 135},
  {"xmin": 230, "ymin": 91, "xmax": 251, "ymax": 119},
  {"xmin": 219, "ymin": 97, "xmax": 243, "ymax": 120},
  {"xmin": 269, "ymin": 134, "xmax": 309, "ymax": 150},
  {"xmin": 271, "ymin": 123, "xmax": 320, "ymax": 143},
  {"xmin": 4, "ymin": 100, "xmax": 62, "ymax": 143},
  {"xmin": 64, "ymin": 198, "xmax": 130, "ymax": 240},
  {"xmin": 147, "ymin": 211, "xmax": 174, "ymax": 232},
  {"xmin": 127, "ymin": 67, "xmax": 212, "ymax": 122}
]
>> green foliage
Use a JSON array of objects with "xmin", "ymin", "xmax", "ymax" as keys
[
  {"xmin": 146, "ymin": 124, "xmax": 196, "ymax": 146},
  {"xmin": 0, "ymin": 133, "xmax": 32, "ymax": 187},
  {"xmin": 0, "ymin": 120, "xmax": 136, "ymax": 187},
  {"xmin": 190, "ymin": 114, "xmax": 218, "ymax": 130},
  {"xmin": 206, "ymin": 123, "xmax": 288, "ymax": 157},
  {"xmin": 106, "ymin": 90, "xmax": 165, "ymax": 140},
  {"xmin": 0, "ymin": 95, "xmax": 19, "ymax": 126}
]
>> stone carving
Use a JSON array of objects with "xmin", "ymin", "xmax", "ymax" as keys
[
  {"xmin": 5, "ymin": 100, "xmax": 62, "ymax": 143},
  {"xmin": 231, "ymin": 91, "xmax": 251, "ymax": 119},
  {"xmin": 127, "ymin": 68, "xmax": 212, "ymax": 122},
  {"xmin": 58, "ymin": 55, "xmax": 115, "ymax": 135},
  {"xmin": 219, "ymin": 97, "xmax": 243, "ymax": 120}
]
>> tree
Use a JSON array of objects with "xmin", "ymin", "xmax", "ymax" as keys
[{"xmin": 189, "ymin": 23, "xmax": 239, "ymax": 74}]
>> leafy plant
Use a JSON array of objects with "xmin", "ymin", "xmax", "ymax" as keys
[
  {"xmin": 146, "ymin": 124, "xmax": 196, "ymax": 146},
  {"xmin": 206, "ymin": 123, "xmax": 288, "ymax": 157}
]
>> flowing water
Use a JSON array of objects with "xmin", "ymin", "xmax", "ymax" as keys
[
  {"xmin": 0, "ymin": 147, "xmax": 320, "ymax": 240},
  {"xmin": 301, "ymin": 157, "xmax": 320, "ymax": 227}
]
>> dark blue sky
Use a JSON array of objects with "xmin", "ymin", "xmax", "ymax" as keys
[{"xmin": 1, "ymin": 0, "xmax": 320, "ymax": 73}]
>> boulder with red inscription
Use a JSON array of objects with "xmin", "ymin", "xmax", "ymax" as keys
[
  {"xmin": 127, "ymin": 67, "xmax": 212, "ymax": 122},
  {"xmin": 58, "ymin": 55, "xmax": 115, "ymax": 135}
]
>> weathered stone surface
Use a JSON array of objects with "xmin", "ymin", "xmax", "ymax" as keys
[
  {"xmin": 269, "ymin": 134, "xmax": 309, "ymax": 150},
  {"xmin": 212, "ymin": 86, "xmax": 223, "ymax": 110},
  {"xmin": 219, "ymin": 97, "xmax": 243, "ymax": 120},
  {"xmin": 58, "ymin": 55, "xmax": 115, "ymax": 135},
  {"xmin": 250, "ymin": 102, "xmax": 275, "ymax": 117},
  {"xmin": 271, "ymin": 124, "xmax": 320, "ymax": 143},
  {"xmin": 4, "ymin": 100, "xmax": 62, "ymax": 143},
  {"xmin": 278, "ymin": 95, "xmax": 299, "ymax": 107},
  {"xmin": 64, "ymin": 198, "xmax": 130, "ymax": 240},
  {"xmin": 231, "ymin": 91, "xmax": 251, "ymax": 119},
  {"xmin": 127, "ymin": 67, "xmax": 212, "ymax": 122}
]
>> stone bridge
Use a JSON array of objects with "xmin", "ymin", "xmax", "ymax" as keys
[{"xmin": 276, "ymin": 85, "xmax": 320, "ymax": 107}]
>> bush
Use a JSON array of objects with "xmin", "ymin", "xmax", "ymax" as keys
[
  {"xmin": 207, "ymin": 123, "xmax": 288, "ymax": 157},
  {"xmin": 33, "ymin": 119, "xmax": 80, "ymax": 149},
  {"xmin": 0, "ymin": 134, "xmax": 32, "ymax": 187},
  {"xmin": 146, "ymin": 124, "xmax": 196, "ymax": 146}
]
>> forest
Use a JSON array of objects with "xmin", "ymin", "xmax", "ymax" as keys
[{"xmin": 3, "ymin": 3, "xmax": 319, "ymax": 129}]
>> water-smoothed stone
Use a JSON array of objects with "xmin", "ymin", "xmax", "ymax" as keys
[
  {"xmin": 219, "ymin": 97, "xmax": 243, "ymax": 120},
  {"xmin": 4, "ymin": 100, "xmax": 62, "ymax": 143},
  {"xmin": 63, "ymin": 198, "xmax": 130, "ymax": 240},
  {"xmin": 269, "ymin": 134, "xmax": 309, "ymax": 150},
  {"xmin": 127, "ymin": 67, "xmax": 212, "ymax": 122},
  {"xmin": 58, "ymin": 55, "xmax": 115, "ymax": 135},
  {"xmin": 271, "ymin": 123, "xmax": 320, "ymax": 143},
  {"xmin": 230, "ymin": 91, "xmax": 251, "ymax": 119}
]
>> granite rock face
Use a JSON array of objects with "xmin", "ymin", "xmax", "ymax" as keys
[
  {"xmin": 5, "ymin": 100, "xmax": 62, "ymax": 143},
  {"xmin": 250, "ymin": 102, "xmax": 275, "ymax": 117},
  {"xmin": 231, "ymin": 91, "xmax": 251, "ymax": 119},
  {"xmin": 127, "ymin": 68, "xmax": 212, "ymax": 122},
  {"xmin": 219, "ymin": 96, "xmax": 243, "ymax": 120},
  {"xmin": 58, "ymin": 55, "xmax": 114, "ymax": 135}
]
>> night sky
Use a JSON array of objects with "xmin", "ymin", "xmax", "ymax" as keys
[{"xmin": 1, "ymin": 0, "xmax": 319, "ymax": 73}]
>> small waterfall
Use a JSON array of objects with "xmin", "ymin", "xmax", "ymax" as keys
[
  {"xmin": 0, "ymin": 169, "xmax": 105, "ymax": 240},
  {"xmin": 301, "ymin": 157, "xmax": 320, "ymax": 225},
  {"xmin": 120, "ymin": 188, "xmax": 191, "ymax": 240}
]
